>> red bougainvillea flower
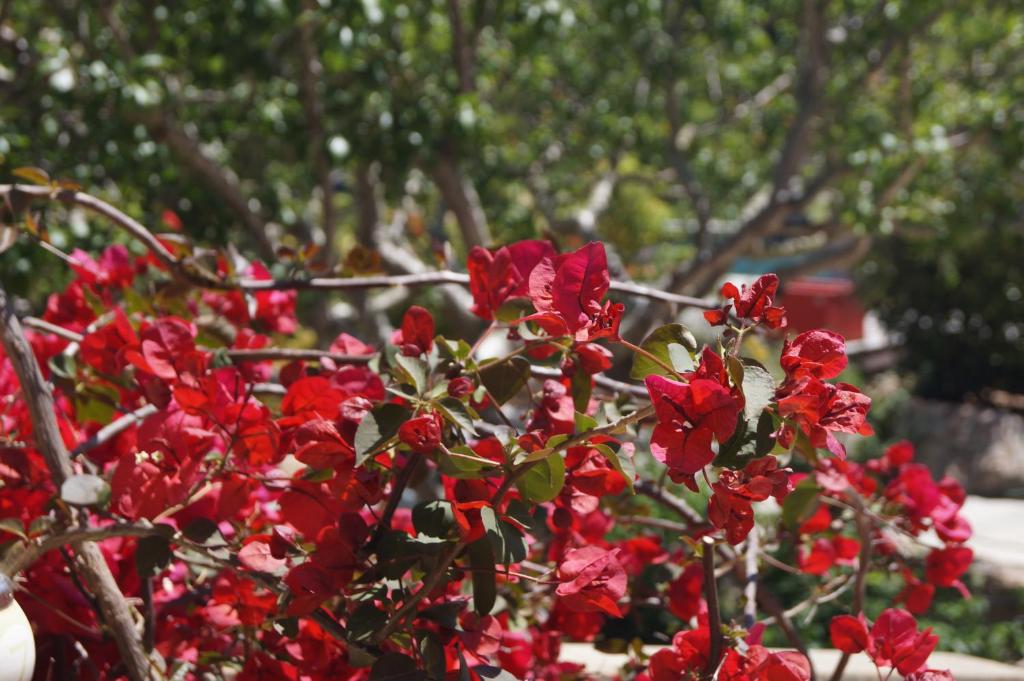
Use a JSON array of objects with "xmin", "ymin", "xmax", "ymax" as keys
[
  {"xmin": 68, "ymin": 244, "xmax": 136, "ymax": 289},
  {"xmin": 830, "ymin": 608, "xmax": 939, "ymax": 675},
  {"xmin": 648, "ymin": 625, "xmax": 711, "ymax": 680},
  {"xmin": 555, "ymin": 546, "xmax": 627, "ymax": 616},
  {"xmin": 467, "ymin": 239, "xmax": 556, "ymax": 319},
  {"xmin": 780, "ymin": 329, "xmax": 847, "ymax": 381},
  {"xmin": 398, "ymin": 412, "xmax": 443, "ymax": 454},
  {"xmin": 797, "ymin": 535, "xmax": 859, "ymax": 575},
  {"xmin": 776, "ymin": 379, "xmax": 872, "ymax": 458},
  {"xmin": 708, "ymin": 456, "xmax": 793, "ymax": 544},
  {"xmin": 645, "ymin": 374, "xmax": 741, "ymax": 477},
  {"xmin": 925, "ymin": 546, "xmax": 973, "ymax": 591},
  {"xmin": 391, "ymin": 305, "xmax": 435, "ymax": 356},
  {"xmin": 704, "ymin": 273, "xmax": 787, "ymax": 329},
  {"xmin": 898, "ymin": 570, "xmax": 937, "ymax": 614},
  {"xmin": 830, "ymin": 614, "xmax": 870, "ymax": 654},
  {"xmin": 869, "ymin": 608, "xmax": 939, "ymax": 675},
  {"xmin": 667, "ymin": 564, "xmax": 705, "ymax": 621},
  {"xmin": 525, "ymin": 241, "xmax": 625, "ymax": 341}
]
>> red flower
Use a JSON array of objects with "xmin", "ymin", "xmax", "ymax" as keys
[
  {"xmin": 704, "ymin": 274, "xmax": 786, "ymax": 329},
  {"xmin": 777, "ymin": 379, "xmax": 872, "ymax": 458},
  {"xmin": 646, "ymin": 375, "xmax": 741, "ymax": 477},
  {"xmin": 868, "ymin": 608, "xmax": 938, "ymax": 675},
  {"xmin": 648, "ymin": 626, "xmax": 711, "ymax": 681},
  {"xmin": 467, "ymin": 239, "xmax": 556, "ymax": 320},
  {"xmin": 780, "ymin": 330, "xmax": 847, "ymax": 381},
  {"xmin": 667, "ymin": 564, "xmax": 705, "ymax": 621},
  {"xmin": 924, "ymin": 546, "xmax": 973, "ymax": 588},
  {"xmin": 829, "ymin": 614, "xmax": 870, "ymax": 653},
  {"xmin": 526, "ymin": 241, "xmax": 625, "ymax": 342},
  {"xmin": 398, "ymin": 413, "xmax": 443, "ymax": 454},
  {"xmin": 391, "ymin": 305, "xmax": 435, "ymax": 356},
  {"xmin": 708, "ymin": 457, "xmax": 792, "ymax": 544},
  {"xmin": 555, "ymin": 546, "xmax": 627, "ymax": 617}
]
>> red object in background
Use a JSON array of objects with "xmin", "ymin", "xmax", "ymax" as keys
[{"xmin": 778, "ymin": 278, "xmax": 865, "ymax": 341}]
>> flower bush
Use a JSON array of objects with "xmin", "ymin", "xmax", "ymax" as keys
[{"xmin": 0, "ymin": 190, "xmax": 973, "ymax": 681}]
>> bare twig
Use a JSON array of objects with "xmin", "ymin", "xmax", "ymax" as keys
[
  {"xmin": 743, "ymin": 525, "xmax": 759, "ymax": 629},
  {"xmin": 702, "ymin": 536, "xmax": 724, "ymax": 681},
  {"xmin": 635, "ymin": 478, "xmax": 707, "ymax": 526},
  {"xmin": 828, "ymin": 491, "xmax": 873, "ymax": 681}
]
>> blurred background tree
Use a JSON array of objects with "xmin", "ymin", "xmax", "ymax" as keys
[{"xmin": 1, "ymin": 0, "xmax": 1022, "ymax": 393}]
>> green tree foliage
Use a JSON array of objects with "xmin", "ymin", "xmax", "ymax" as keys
[{"xmin": 2, "ymin": 0, "xmax": 1022, "ymax": 389}]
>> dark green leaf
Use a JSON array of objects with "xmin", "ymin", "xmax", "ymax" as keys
[
  {"xmin": 570, "ymin": 368, "xmax": 592, "ymax": 412},
  {"xmin": 349, "ymin": 602, "xmax": 389, "ymax": 643},
  {"xmin": 369, "ymin": 652, "xmax": 426, "ymax": 681},
  {"xmin": 419, "ymin": 632, "xmax": 446, "ymax": 681},
  {"xmin": 629, "ymin": 323, "xmax": 697, "ymax": 380},
  {"xmin": 782, "ymin": 479, "xmax": 821, "ymax": 530},
  {"xmin": 468, "ymin": 538, "xmax": 496, "ymax": 615},
  {"xmin": 479, "ymin": 356, "xmax": 530, "ymax": 405},
  {"xmin": 412, "ymin": 501, "xmax": 455, "ymax": 538},
  {"xmin": 355, "ymin": 403, "xmax": 411, "ymax": 465},
  {"xmin": 135, "ymin": 534, "xmax": 172, "ymax": 578},
  {"xmin": 475, "ymin": 666, "xmax": 522, "ymax": 681},
  {"xmin": 182, "ymin": 518, "xmax": 220, "ymax": 544}
]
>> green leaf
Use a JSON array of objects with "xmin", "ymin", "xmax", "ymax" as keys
[
  {"xmin": 135, "ymin": 534, "xmax": 173, "ymax": 578},
  {"xmin": 468, "ymin": 538, "xmax": 497, "ymax": 615},
  {"xmin": 394, "ymin": 354, "xmax": 428, "ymax": 393},
  {"xmin": 475, "ymin": 667, "xmax": 522, "ymax": 681},
  {"xmin": 495, "ymin": 298, "xmax": 534, "ymax": 323},
  {"xmin": 0, "ymin": 517, "xmax": 27, "ymax": 540},
  {"xmin": 739, "ymin": 361, "xmax": 776, "ymax": 421},
  {"xmin": 436, "ymin": 337, "xmax": 472, "ymax": 362},
  {"xmin": 419, "ymin": 632, "xmax": 447, "ymax": 681},
  {"xmin": 515, "ymin": 452, "xmax": 565, "ymax": 503},
  {"xmin": 350, "ymin": 603, "xmax": 390, "ymax": 644},
  {"xmin": 782, "ymin": 479, "xmax": 821, "ymax": 530},
  {"xmin": 182, "ymin": 518, "xmax": 220, "ymax": 544},
  {"xmin": 714, "ymin": 410, "xmax": 776, "ymax": 468},
  {"xmin": 478, "ymin": 356, "xmax": 531, "ymax": 405},
  {"xmin": 412, "ymin": 501, "xmax": 455, "ymax": 538},
  {"xmin": 629, "ymin": 323, "xmax": 697, "ymax": 380},
  {"xmin": 570, "ymin": 368, "xmax": 592, "ymax": 413},
  {"xmin": 369, "ymin": 652, "xmax": 425, "ymax": 681},
  {"xmin": 436, "ymin": 397, "xmax": 477, "ymax": 436},
  {"xmin": 60, "ymin": 474, "xmax": 110, "ymax": 507},
  {"xmin": 591, "ymin": 443, "xmax": 636, "ymax": 492},
  {"xmin": 355, "ymin": 403, "xmax": 411, "ymax": 465},
  {"xmin": 481, "ymin": 506, "xmax": 526, "ymax": 565},
  {"xmin": 13, "ymin": 166, "xmax": 51, "ymax": 185}
]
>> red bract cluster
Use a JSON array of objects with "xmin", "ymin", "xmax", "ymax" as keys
[
  {"xmin": 0, "ymin": 230, "xmax": 968, "ymax": 681},
  {"xmin": 829, "ymin": 609, "xmax": 948, "ymax": 677}
]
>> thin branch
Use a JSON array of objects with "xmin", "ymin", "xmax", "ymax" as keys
[
  {"xmin": 635, "ymin": 478, "xmax": 707, "ymax": 526},
  {"xmin": 702, "ymin": 536, "xmax": 724, "ymax": 681},
  {"xmin": 135, "ymin": 110, "xmax": 276, "ymax": 260},
  {"xmin": 69, "ymin": 404, "xmax": 159, "ymax": 459},
  {"xmin": 743, "ymin": 524, "xmax": 759, "ymax": 629},
  {"xmin": 828, "ymin": 491, "xmax": 873, "ymax": 681},
  {"xmin": 296, "ymin": 1, "xmax": 335, "ymax": 249},
  {"xmin": 0, "ymin": 285, "xmax": 157, "ymax": 681}
]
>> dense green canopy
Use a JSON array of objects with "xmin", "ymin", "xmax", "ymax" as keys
[{"xmin": 2, "ymin": 0, "xmax": 1022, "ymax": 397}]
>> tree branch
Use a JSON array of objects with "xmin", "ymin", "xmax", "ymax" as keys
[
  {"xmin": 296, "ymin": 1, "xmax": 335, "ymax": 251},
  {"xmin": 0, "ymin": 285, "xmax": 157, "ymax": 681},
  {"xmin": 136, "ymin": 110, "xmax": 276, "ymax": 260}
]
